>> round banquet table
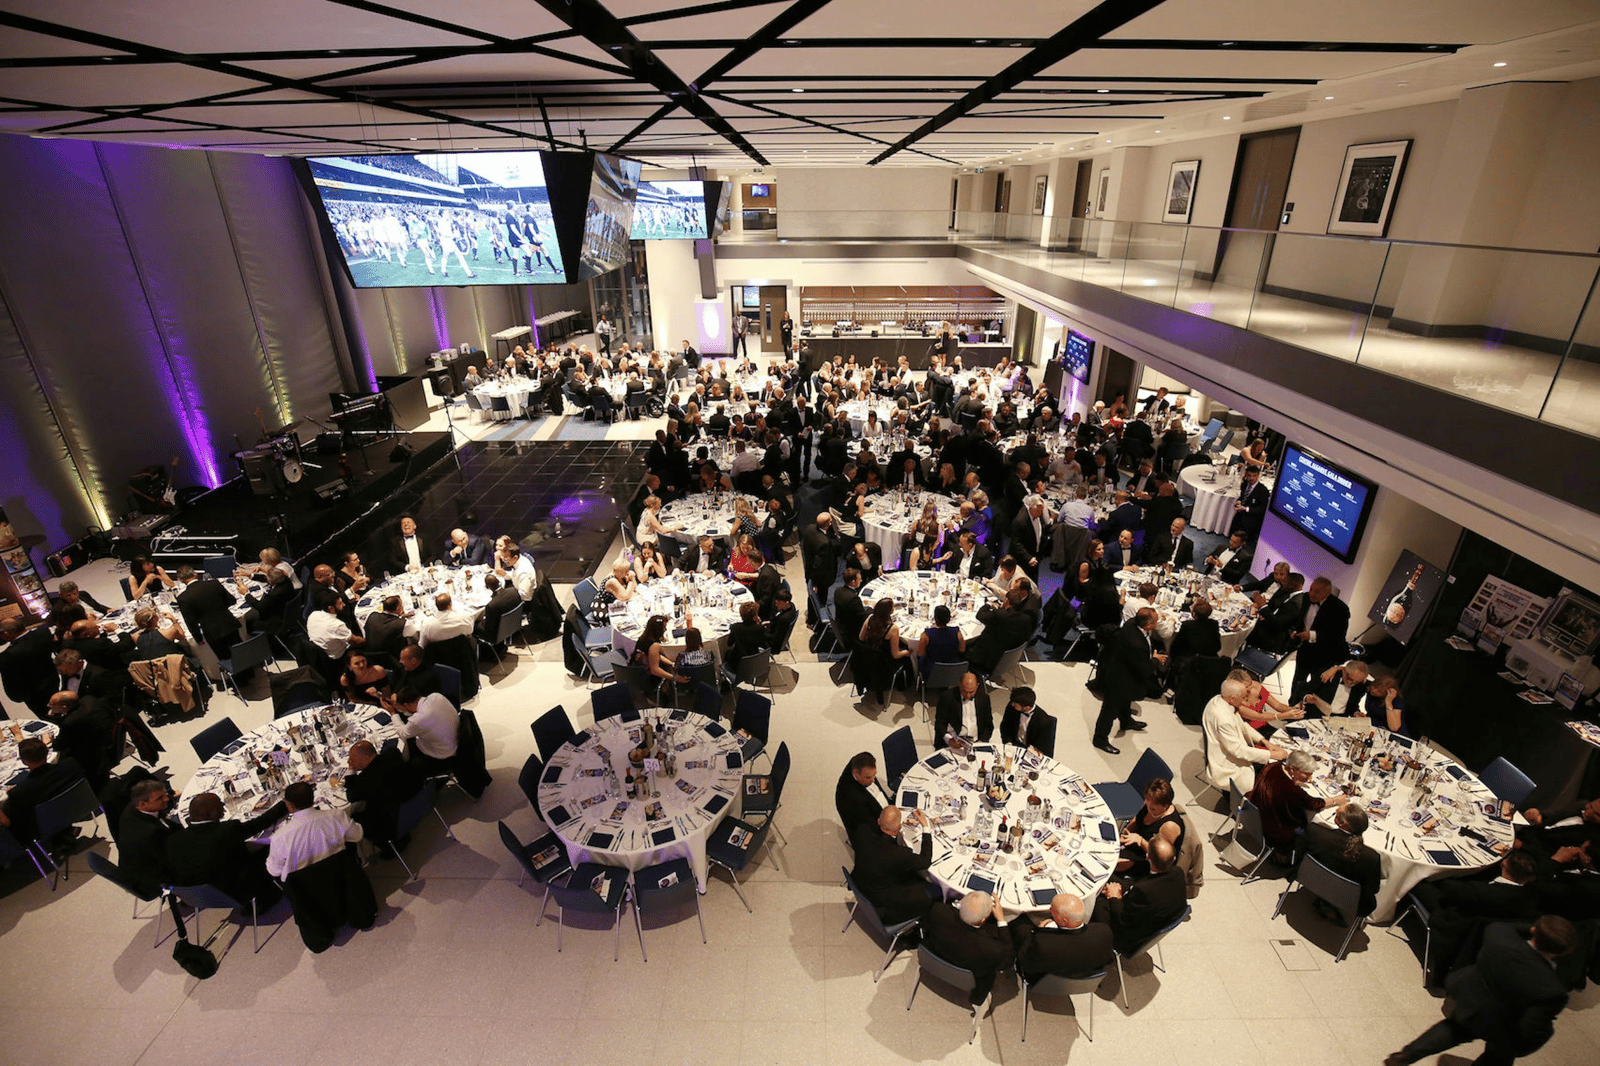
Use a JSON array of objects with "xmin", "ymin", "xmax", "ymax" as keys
[
  {"xmin": 355, "ymin": 564, "xmax": 493, "ymax": 637},
  {"xmin": 1273, "ymin": 720, "xmax": 1520, "ymax": 922},
  {"xmin": 1177, "ymin": 465, "xmax": 1274, "ymax": 535},
  {"xmin": 860, "ymin": 570, "xmax": 997, "ymax": 644},
  {"xmin": 840, "ymin": 398, "xmax": 903, "ymax": 436},
  {"xmin": 607, "ymin": 572, "xmax": 754, "ymax": 658},
  {"xmin": 1113, "ymin": 566, "xmax": 1258, "ymax": 657},
  {"xmin": 176, "ymin": 704, "xmax": 401, "ymax": 832},
  {"xmin": 100, "ymin": 589, "xmax": 249, "ymax": 680},
  {"xmin": 856, "ymin": 490, "xmax": 963, "ymax": 572},
  {"xmin": 894, "ymin": 742, "xmax": 1120, "ymax": 916},
  {"xmin": 472, "ymin": 378, "xmax": 542, "ymax": 416},
  {"xmin": 656, "ymin": 492, "xmax": 766, "ymax": 542},
  {"xmin": 1, "ymin": 719, "xmax": 60, "ymax": 786},
  {"xmin": 538, "ymin": 709, "xmax": 743, "ymax": 890}
]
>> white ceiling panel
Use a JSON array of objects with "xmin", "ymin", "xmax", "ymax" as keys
[
  {"xmin": 710, "ymin": 47, "xmax": 1010, "ymax": 78},
  {"xmin": 628, "ymin": 5, "xmax": 788, "ymax": 45},
  {"xmin": 155, "ymin": 102, "xmax": 423, "ymax": 127},
  {"xmin": 371, "ymin": 0, "xmax": 571, "ymax": 41},
  {"xmin": 0, "ymin": 26, "xmax": 125, "ymax": 57},
  {"xmin": 1107, "ymin": 0, "xmax": 1599, "ymax": 44},
  {"xmin": 1044, "ymin": 49, "xmax": 1423, "ymax": 81},
  {"xmin": 786, "ymin": 0, "xmax": 1096, "ymax": 39},
  {"xmin": 0, "ymin": 109, "xmax": 98, "ymax": 129},
  {"xmin": 233, "ymin": 57, "xmax": 389, "ymax": 82},
  {"xmin": 0, "ymin": 63, "xmax": 269, "ymax": 107},
  {"xmin": 324, "ymin": 50, "xmax": 620, "ymax": 86}
]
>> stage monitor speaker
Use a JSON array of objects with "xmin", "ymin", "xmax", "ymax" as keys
[
  {"xmin": 388, "ymin": 443, "xmax": 414, "ymax": 464},
  {"xmin": 238, "ymin": 449, "xmax": 278, "ymax": 497}
]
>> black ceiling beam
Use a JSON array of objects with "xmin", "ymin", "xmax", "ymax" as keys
[
  {"xmin": 867, "ymin": 0, "xmax": 1169, "ymax": 165},
  {"xmin": 609, "ymin": 0, "xmax": 833, "ymax": 154},
  {"xmin": 697, "ymin": 87, "xmax": 956, "ymax": 164},
  {"xmin": 622, "ymin": 37, "xmax": 1467, "ymax": 52}
]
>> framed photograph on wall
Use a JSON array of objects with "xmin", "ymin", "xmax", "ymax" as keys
[
  {"xmin": 1162, "ymin": 159, "xmax": 1200, "ymax": 224},
  {"xmin": 1095, "ymin": 170, "xmax": 1110, "ymax": 215},
  {"xmin": 1327, "ymin": 139, "xmax": 1412, "ymax": 237},
  {"xmin": 1032, "ymin": 175, "xmax": 1048, "ymax": 214}
]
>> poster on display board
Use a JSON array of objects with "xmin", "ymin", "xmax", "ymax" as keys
[{"xmin": 1461, "ymin": 575, "xmax": 1549, "ymax": 643}]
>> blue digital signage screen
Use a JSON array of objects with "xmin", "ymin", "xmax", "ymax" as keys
[
  {"xmin": 1268, "ymin": 444, "xmax": 1378, "ymax": 563},
  {"xmin": 1062, "ymin": 329, "xmax": 1093, "ymax": 382}
]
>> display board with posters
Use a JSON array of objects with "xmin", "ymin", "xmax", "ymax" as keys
[
  {"xmin": 0, "ymin": 508, "xmax": 50, "ymax": 626},
  {"xmin": 1460, "ymin": 575, "xmax": 1550, "ymax": 645}
]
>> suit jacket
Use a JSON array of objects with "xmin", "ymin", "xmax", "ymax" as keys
[
  {"xmin": 1104, "ymin": 540, "xmax": 1140, "ymax": 569},
  {"xmin": 680, "ymin": 542, "xmax": 730, "ymax": 576},
  {"xmin": 241, "ymin": 581, "xmax": 297, "ymax": 634},
  {"xmin": 164, "ymin": 803, "xmax": 288, "ymax": 903},
  {"xmin": 1170, "ymin": 617, "xmax": 1222, "ymax": 661},
  {"xmin": 933, "ymin": 687, "xmax": 994, "ymax": 748},
  {"xmin": 966, "ymin": 606, "xmax": 1036, "ymax": 675},
  {"xmin": 850, "ymin": 821, "xmax": 935, "ymax": 926},
  {"xmin": 344, "ymin": 747, "xmax": 426, "ymax": 843},
  {"xmin": 1000, "ymin": 705, "xmax": 1058, "ymax": 758},
  {"xmin": 1008, "ymin": 511, "xmax": 1048, "ymax": 562},
  {"xmin": 1101, "ymin": 502, "xmax": 1144, "ymax": 539},
  {"xmin": 1100, "ymin": 868, "xmax": 1186, "ymax": 955},
  {"xmin": 923, "ymin": 902, "xmax": 1015, "ymax": 997},
  {"xmin": 2, "ymin": 757, "xmax": 86, "ymax": 842},
  {"xmin": 1208, "ymin": 544, "xmax": 1255, "ymax": 585},
  {"xmin": 1294, "ymin": 595, "xmax": 1351, "ymax": 666},
  {"xmin": 477, "ymin": 586, "xmax": 524, "ymax": 642},
  {"xmin": 118, "ymin": 804, "xmax": 180, "ymax": 895},
  {"xmin": 1444, "ymin": 921, "xmax": 1570, "ymax": 1055},
  {"xmin": 1143, "ymin": 532, "xmax": 1195, "ymax": 571},
  {"xmin": 176, "ymin": 578, "xmax": 239, "ymax": 651},
  {"xmin": 1138, "ymin": 494, "xmax": 1184, "ymax": 536},
  {"xmin": 944, "ymin": 543, "xmax": 995, "ymax": 580},
  {"xmin": 443, "ymin": 533, "xmax": 492, "ymax": 568},
  {"xmin": 385, "ymin": 532, "xmax": 428, "ymax": 576},
  {"xmin": 1101, "ymin": 620, "xmax": 1159, "ymax": 701},
  {"xmin": 0, "ymin": 627, "xmax": 56, "ymax": 705},
  {"xmin": 61, "ymin": 634, "xmax": 130, "ymax": 672},
  {"xmin": 1229, "ymin": 481, "xmax": 1271, "ymax": 536},
  {"xmin": 833, "ymin": 585, "xmax": 867, "ymax": 644},
  {"xmin": 1012, "ymin": 919, "xmax": 1115, "ymax": 982},
  {"xmin": 835, "ymin": 765, "xmax": 892, "ymax": 840},
  {"xmin": 362, "ymin": 611, "xmax": 406, "ymax": 661},
  {"xmin": 48, "ymin": 696, "xmax": 116, "ymax": 784}
]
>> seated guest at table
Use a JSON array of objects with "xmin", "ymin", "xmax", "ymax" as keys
[
  {"xmin": 1170, "ymin": 598, "xmax": 1222, "ymax": 661},
  {"xmin": 729, "ymin": 534, "xmax": 764, "ymax": 587},
  {"xmin": 1303, "ymin": 660, "xmax": 1371, "ymax": 718},
  {"xmin": 681, "ymin": 534, "xmax": 727, "ymax": 576},
  {"xmin": 360, "ymin": 595, "xmax": 407, "ymax": 665},
  {"xmin": 1303, "ymin": 803, "xmax": 1382, "ymax": 918},
  {"xmin": 600, "ymin": 559, "xmax": 639, "ymax": 607},
  {"xmin": 344, "ymin": 739, "xmax": 426, "ymax": 854},
  {"xmin": 1116, "ymin": 777, "xmax": 1185, "ymax": 878},
  {"xmin": 851, "ymin": 805, "xmax": 939, "ymax": 926},
  {"xmin": 695, "ymin": 462, "xmax": 732, "ymax": 494},
  {"xmin": 935, "ymin": 672, "xmax": 993, "ymax": 749},
  {"xmin": 855, "ymin": 599, "xmax": 911, "ymax": 705},
  {"xmin": 2, "ymin": 616, "xmax": 59, "ymax": 717},
  {"xmin": 925, "ymin": 891, "xmax": 1016, "ymax": 1015},
  {"xmin": 126, "ymin": 606, "xmax": 188, "ymax": 662},
  {"xmin": 967, "ymin": 586, "xmax": 1037, "ymax": 678},
  {"xmin": 235, "ymin": 568, "xmax": 296, "ymax": 637},
  {"xmin": 917, "ymin": 605, "xmax": 966, "ymax": 676},
  {"xmin": 1361, "ymin": 675, "xmax": 1410, "ymax": 735},
  {"xmin": 392, "ymin": 686, "xmax": 459, "ymax": 776},
  {"xmin": 630, "ymin": 614, "xmax": 689, "ymax": 699},
  {"xmin": 1093, "ymin": 837, "xmax": 1186, "ymax": 954},
  {"xmin": 42, "ymin": 690, "xmax": 116, "ymax": 788},
  {"xmin": 1408, "ymin": 850, "xmax": 1544, "ymax": 984},
  {"xmin": 1000, "ymin": 685, "xmax": 1056, "ymax": 758},
  {"xmin": 836, "ymin": 752, "xmax": 893, "ymax": 841},
  {"xmin": 832, "ymin": 568, "xmax": 868, "ymax": 648},
  {"xmin": 462, "ymin": 365, "xmax": 483, "ymax": 390},
  {"xmin": 116, "ymin": 779, "xmax": 179, "ymax": 895},
  {"xmin": 266, "ymin": 780, "xmax": 366, "ymax": 883},
  {"xmin": 476, "ymin": 575, "xmax": 522, "ymax": 647},
  {"xmin": 174, "ymin": 565, "xmax": 241, "ymax": 660},
  {"xmin": 165, "ymin": 791, "xmax": 289, "ymax": 909},
  {"xmin": 0, "ymin": 738, "xmax": 87, "ymax": 849},
  {"xmin": 1100, "ymin": 492, "xmax": 1143, "ymax": 542},
  {"xmin": 1137, "ymin": 477, "xmax": 1184, "ymax": 534},
  {"xmin": 848, "ymin": 539, "xmax": 883, "ymax": 584},
  {"xmin": 945, "ymin": 530, "xmax": 994, "ymax": 581},
  {"xmin": 1250, "ymin": 751, "xmax": 1347, "ymax": 856},
  {"xmin": 1203, "ymin": 678, "xmax": 1288, "ymax": 793},
  {"xmin": 387, "ymin": 643, "xmax": 438, "ymax": 700},
  {"xmin": 639, "ymin": 496, "xmax": 682, "ymax": 545},
  {"xmin": 340, "ymin": 651, "xmax": 390, "ymax": 706},
  {"xmin": 985, "ymin": 557, "xmax": 1041, "ymax": 618},
  {"xmin": 417, "ymin": 592, "xmax": 474, "ymax": 650},
  {"xmin": 1125, "ymin": 457, "xmax": 1158, "ymax": 497},
  {"xmin": 53, "ymin": 647, "xmax": 122, "ymax": 701},
  {"xmin": 493, "ymin": 537, "xmax": 539, "ymax": 603},
  {"xmin": 1239, "ymin": 560, "xmax": 1291, "ymax": 605},
  {"xmin": 334, "ymin": 552, "xmax": 371, "ymax": 602},
  {"xmin": 1012, "ymin": 892, "xmax": 1115, "ymax": 984},
  {"xmin": 61, "ymin": 618, "xmax": 130, "ymax": 672},
  {"xmin": 1516, "ymin": 798, "xmax": 1600, "ymax": 879},
  {"xmin": 384, "ymin": 515, "xmax": 426, "ymax": 576},
  {"xmin": 249, "ymin": 547, "xmax": 299, "ymax": 589},
  {"xmin": 1145, "ymin": 517, "xmax": 1195, "ymax": 571},
  {"xmin": 1121, "ymin": 583, "xmax": 1176, "ymax": 645},
  {"xmin": 906, "ymin": 528, "xmax": 943, "ymax": 573},
  {"xmin": 443, "ymin": 527, "xmax": 491, "ymax": 568},
  {"xmin": 124, "ymin": 555, "xmax": 176, "ymax": 602},
  {"xmin": 676, "ymin": 627, "xmax": 716, "ymax": 677},
  {"xmin": 49, "ymin": 579, "xmax": 108, "ymax": 632},
  {"xmin": 1249, "ymin": 571, "xmax": 1307, "ymax": 653},
  {"xmin": 308, "ymin": 592, "xmax": 362, "ymax": 662},
  {"xmin": 1203, "ymin": 531, "xmax": 1254, "ymax": 585},
  {"xmin": 724, "ymin": 601, "xmax": 770, "ymax": 674}
]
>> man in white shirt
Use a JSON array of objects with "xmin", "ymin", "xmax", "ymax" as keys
[
  {"xmin": 417, "ymin": 591, "xmax": 474, "ymax": 648},
  {"xmin": 1121, "ymin": 582, "xmax": 1177, "ymax": 644},
  {"xmin": 494, "ymin": 537, "xmax": 538, "ymax": 601},
  {"xmin": 729, "ymin": 440, "xmax": 761, "ymax": 479},
  {"xmin": 394, "ymin": 686, "xmax": 459, "ymax": 774},
  {"xmin": 1304, "ymin": 660, "xmax": 1370, "ymax": 718},
  {"xmin": 266, "ymin": 781, "xmax": 364, "ymax": 879},
  {"xmin": 1202, "ymin": 678, "xmax": 1287, "ymax": 794},
  {"xmin": 1054, "ymin": 485, "xmax": 1095, "ymax": 529},
  {"xmin": 390, "ymin": 515, "xmax": 424, "ymax": 576},
  {"xmin": 307, "ymin": 591, "xmax": 361, "ymax": 660}
]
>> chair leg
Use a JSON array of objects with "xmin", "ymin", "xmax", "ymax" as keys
[
  {"xmin": 536, "ymin": 884, "xmax": 551, "ymax": 925},
  {"xmin": 1153, "ymin": 941, "xmax": 1166, "ymax": 973},
  {"xmin": 556, "ymin": 907, "xmax": 565, "ymax": 951},
  {"xmin": 633, "ymin": 895, "xmax": 647, "ymax": 962},
  {"xmin": 1240, "ymin": 847, "xmax": 1272, "ymax": 886},
  {"xmin": 841, "ymin": 900, "xmax": 859, "ymax": 935},
  {"xmin": 250, "ymin": 898, "xmax": 260, "ymax": 953},
  {"xmin": 905, "ymin": 966, "xmax": 921, "ymax": 1010},
  {"xmin": 432, "ymin": 807, "xmax": 455, "ymax": 840},
  {"xmin": 1020, "ymin": 980, "xmax": 1030, "ymax": 1042},
  {"xmin": 1116, "ymin": 954, "xmax": 1128, "ymax": 1009},
  {"xmin": 1080, "ymin": 988, "xmax": 1095, "ymax": 1042},
  {"xmin": 1271, "ymin": 884, "xmax": 1293, "ymax": 920},
  {"xmin": 876, "ymin": 926, "xmax": 911, "ymax": 982},
  {"xmin": 396, "ymin": 851, "xmax": 417, "ymax": 882},
  {"xmin": 612, "ymin": 901, "xmax": 623, "ymax": 962},
  {"xmin": 1334, "ymin": 918, "xmax": 1365, "ymax": 963}
]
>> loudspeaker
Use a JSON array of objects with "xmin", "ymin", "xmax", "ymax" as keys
[{"xmin": 388, "ymin": 443, "xmax": 414, "ymax": 464}]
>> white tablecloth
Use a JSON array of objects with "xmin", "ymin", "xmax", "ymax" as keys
[
  {"xmin": 841, "ymin": 399, "xmax": 903, "ymax": 436},
  {"xmin": 860, "ymin": 570, "xmax": 997, "ymax": 643},
  {"xmin": 896, "ymin": 742, "xmax": 1120, "ymax": 917},
  {"xmin": 1273, "ymin": 720, "xmax": 1518, "ymax": 922},
  {"xmin": 1, "ymin": 719, "xmax": 59, "ymax": 786},
  {"xmin": 472, "ymin": 380, "xmax": 539, "ymax": 416},
  {"xmin": 355, "ymin": 565, "xmax": 493, "ymax": 637},
  {"xmin": 538, "ymin": 710, "xmax": 742, "ymax": 889},
  {"xmin": 1114, "ymin": 566, "xmax": 1258, "ymax": 658},
  {"xmin": 656, "ymin": 492, "xmax": 766, "ymax": 542},
  {"xmin": 607, "ymin": 572, "xmax": 754, "ymax": 658},
  {"xmin": 856, "ymin": 491, "xmax": 963, "ymax": 572},
  {"xmin": 1177, "ymin": 466, "xmax": 1274, "ymax": 534},
  {"xmin": 176, "ymin": 704, "xmax": 400, "ymax": 833}
]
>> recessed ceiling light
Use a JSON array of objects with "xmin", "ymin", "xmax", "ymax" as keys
[
  {"xmin": 1221, "ymin": 41, "xmax": 1235, "ymax": 47},
  {"xmin": 974, "ymin": 39, "xmax": 988, "ymax": 44},
  {"xmin": 1324, "ymin": 95, "xmax": 1334, "ymax": 100},
  {"xmin": 1154, "ymin": 129, "xmax": 1161, "ymax": 133},
  {"xmin": 1397, "ymin": 81, "xmax": 1409, "ymax": 87},
  {"xmin": 1222, "ymin": 116, "xmax": 1231, "ymax": 120},
  {"xmin": 1096, "ymin": 89, "xmax": 1109, "ymax": 94},
  {"xmin": 792, "ymin": 88, "xmax": 805, "ymax": 93},
  {"xmin": 1009, "ymin": 41, "xmax": 1025, "ymax": 47},
  {"xmin": 1493, "ymin": 61, "xmax": 1507, "ymax": 67}
]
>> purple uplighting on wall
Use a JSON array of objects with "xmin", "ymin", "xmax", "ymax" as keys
[{"xmin": 429, "ymin": 286, "xmax": 449, "ymax": 352}]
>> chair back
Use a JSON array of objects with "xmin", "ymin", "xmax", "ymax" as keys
[
  {"xmin": 1122, "ymin": 903, "xmax": 1191, "ymax": 961},
  {"xmin": 203, "ymin": 556, "xmax": 237, "ymax": 580},
  {"xmin": 432, "ymin": 663, "xmax": 463, "ymax": 708},
  {"xmin": 635, "ymin": 856, "xmax": 697, "ymax": 909},
  {"xmin": 532, "ymin": 706, "xmax": 577, "ymax": 762},
  {"xmin": 768, "ymin": 611, "xmax": 798, "ymax": 656},
  {"xmin": 1236, "ymin": 800, "xmax": 1266, "ymax": 852},
  {"xmin": 881, "ymin": 725, "xmax": 918, "ymax": 793},
  {"xmin": 769, "ymin": 742, "xmax": 792, "ymax": 795},
  {"xmin": 680, "ymin": 659, "xmax": 717, "ymax": 692},
  {"xmin": 923, "ymin": 660, "xmax": 968, "ymax": 693},
  {"xmin": 276, "ymin": 682, "xmax": 325, "ymax": 719},
  {"xmin": 916, "ymin": 943, "xmax": 979, "ymax": 997},
  {"xmin": 190, "ymin": 717, "xmax": 243, "ymax": 762},
  {"xmin": 731, "ymin": 689, "xmax": 772, "ymax": 742},
  {"xmin": 169, "ymin": 882, "xmax": 246, "ymax": 912},
  {"xmin": 224, "ymin": 633, "xmax": 272, "ymax": 674},
  {"xmin": 1126, "ymin": 747, "xmax": 1174, "ymax": 795},
  {"xmin": 573, "ymin": 577, "xmax": 600, "ymax": 617},
  {"xmin": 591, "ymin": 681, "xmax": 638, "ymax": 723},
  {"xmin": 464, "ymin": 392, "xmax": 484, "ymax": 412},
  {"xmin": 517, "ymin": 753, "xmax": 546, "ymax": 817},
  {"xmin": 491, "ymin": 607, "xmax": 524, "ymax": 646},
  {"xmin": 842, "ymin": 866, "xmax": 902, "ymax": 937},
  {"xmin": 86, "ymin": 850, "xmax": 159, "ymax": 902},
  {"xmin": 989, "ymin": 642, "xmax": 1028, "ymax": 685},
  {"xmin": 693, "ymin": 682, "xmax": 722, "ymax": 721},
  {"xmin": 549, "ymin": 876, "xmax": 623, "ymax": 916},
  {"xmin": 734, "ymin": 650, "xmax": 773, "ymax": 687},
  {"xmin": 32, "ymin": 777, "xmax": 102, "ymax": 842},
  {"xmin": 1029, "ymin": 970, "xmax": 1107, "ymax": 999},
  {"xmin": 490, "ymin": 395, "xmax": 512, "ymax": 415},
  {"xmin": 1296, "ymin": 855, "xmax": 1362, "ymax": 921},
  {"xmin": 1479, "ymin": 756, "xmax": 1536, "ymax": 807},
  {"xmin": 391, "ymin": 781, "xmax": 439, "ymax": 844}
]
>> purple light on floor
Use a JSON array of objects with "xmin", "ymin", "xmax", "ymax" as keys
[
  {"xmin": 550, "ymin": 493, "xmax": 615, "ymax": 523},
  {"xmin": 1187, "ymin": 302, "xmax": 1215, "ymax": 318}
]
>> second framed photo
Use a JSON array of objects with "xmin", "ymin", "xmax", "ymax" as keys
[
  {"xmin": 1327, "ymin": 139, "xmax": 1412, "ymax": 237},
  {"xmin": 1162, "ymin": 159, "xmax": 1200, "ymax": 224}
]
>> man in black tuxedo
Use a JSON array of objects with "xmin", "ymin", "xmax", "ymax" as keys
[
  {"xmin": 1, "ymin": 617, "xmax": 57, "ymax": 717},
  {"xmin": 1144, "ymin": 517, "xmax": 1195, "ymax": 571},
  {"xmin": 60, "ymin": 618, "xmax": 129, "ymax": 671},
  {"xmin": 1007, "ymin": 495, "xmax": 1050, "ymax": 581},
  {"xmin": 344, "ymin": 739, "xmax": 426, "ymax": 848},
  {"xmin": 966, "ymin": 586, "xmax": 1036, "ymax": 677},
  {"xmin": 1169, "ymin": 598, "xmax": 1223, "ymax": 661},
  {"xmin": 1012, "ymin": 892, "xmax": 1116, "ymax": 984},
  {"xmin": 1249, "ymin": 572, "xmax": 1306, "ymax": 653},
  {"xmin": 944, "ymin": 530, "xmax": 994, "ymax": 580},
  {"xmin": 800, "ymin": 514, "xmax": 842, "ymax": 615},
  {"xmin": 385, "ymin": 514, "xmax": 427, "ymax": 576},
  {"xmin": 1203, "ymin": 530, "xmax": 1255, "ymax": 585},
  {"xmin": 1387, "ymin": 916, "xmax": 1576, "ymax": 1066},
  {"xmin": 236, "ymin": 570, "xmax": 296, "ymax": 638},
  {"xmin": 443, "ymin": 527, "xmax": 492, "ymax": 568},
  {"xmin": 923, "ymin": 892, "xmax": 1016, "ymax": 1012},
  {"xmin": 835, "ymin": 751, "xmax": 893, "ymax": 842},
  {"xmin": 52, "ymin": 648, "xmax": 122, "ymax": 702},
  {"xmin": 174, "ymin": 565, "xmax": 241, "ymax": 660},
  {"xmin": 1093, "ymin": 608, "xmax": 1164, "ymax": 755},
  {"xmin": 999, "ymin": 685, "xmax": 1057, "ymax": 758},
  {"xmin": 117, "ymin": 778, "xmax": 180, "ymax": 897},
  {"xmin": 1103, "ymin": 529, "xmax": 1140, "ymax": 570},
  {"xmin": 1137, "ymin": 478, "xmax": 1184, "ymax": 535},
  {"xmin": 1288, "ymin": 576, "xmax": 1351, "ymax": 704},
  {"xmin": 832, "ymin": 568, "xmax": 868, "ymax": 649},
  {"xmin": 390, "ymin": 643, "xmax": 439, "ymax": 699},
  {"xmin": 164, "ymin": 791, "xmax": 288, "ymax": 907},
  {"xmin": 1099, "ymin": 492, "xmax": 1143, "ymax": 542},
  {"xmin": 44, "ymin": 691, "xmax": 116, "ymax": 789},
  {"xmin": 934, "ymin": 672, "xmax": 993, "ymax": 749},
  {"xmin": 850, "ymin": 805, "xmax": 937, "ymax": 926},
  {"xmin": 1092, "ymin": 838, "xmax": 1186, "ymax": 955},
  {"xmin": 1409, "ymin": 850, "xmax": 1543, "ymax": 985},
  {"xmin": 679, "ymin": 534, "xmax": 729, "ymax": 577},
  {"xmin": 1228, "ymin": 467, "xmax": 1271, "ymax": 541},
  {"xmin": 0, "ymin": 739, "xmax": 86, "ymax": 845},
  {"xmin": 361, "ymin": 596, "xmax": 407, "ymax": 665},
  {"xmin": 476, "ymin": 574, "xmax": 523, "ymax": 646}
]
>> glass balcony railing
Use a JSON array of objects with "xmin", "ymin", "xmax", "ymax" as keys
[{"xmin": 717, "ymin": 211, "xmax": 1600, "ymax": 439}]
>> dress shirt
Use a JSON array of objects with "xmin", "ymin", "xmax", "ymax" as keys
[
  {"xmin": 59, "ymin": 673, "xmax": 80, "ymax": 694},
  {"xmin": 1303, "ymin": 600, "xmax": 1320, "ymax": 631},
  {"xmin": 1161, "ymin": 537, "xmax": 1185, "ymax": 566},
  {"xmin": 730, "ymin": 451, "xmax": 761, "ymax": 477},
  {"xmin": 306, "ymin": 611, "xmax": 353, "ymax": 658},
  {"xmin": 1213, "ymin": 546, "xmax": 1238, "ymax": 574},
  {"xmin": 1015, "ymin": 709, "xmax": 1034, "ymax": 746},
  {"xmin": 265, "ymin": 807, "xmax": 363, "ymax": 879},
  {"xmin": 957, "ymin": 552, "xmax": 974, "ymax": 579},
  {"xmin": 1055, "ymin": 500, "xmax": 1094, "ymax": 529},
  {"xmin": 402, "ymin": 534, "xmax": 422, "ymax": 571},
  {"xmin": 960, "ymin": 696, "xmax": 979, "ymax": 739},
  {"xmin": 1121, "ymin": 598, "xmax": 1175, "ymax": 642},
  {"xmin": 510, "ymin": 554, "xmax": 538, "ymax": 600},
  {"xmin": 417, "ymin": 609, "xmax": 474, "ymax": 648},
  {"xmin": 1326, "ymin": 678, "xmax": 1361, "ymax": 716},
  {"xmin": 398, "ymin": 692, "xmax": 459, "ymax": 759}
]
